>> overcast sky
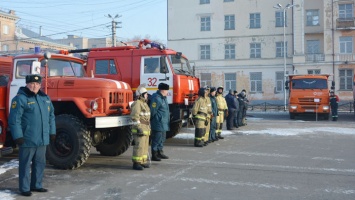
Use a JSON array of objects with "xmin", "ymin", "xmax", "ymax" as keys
[{"xmin": 1, "ymin": 0, "xmax": 167, "ymax": 42}]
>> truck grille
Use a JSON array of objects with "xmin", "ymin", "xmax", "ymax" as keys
[
  {"xmin": 299, "ymin": 98, "xmax": 322, "ymax": 103},
  {"xmin": 109, "ymin": 92, "xmax": 125, "ymax": 103}
]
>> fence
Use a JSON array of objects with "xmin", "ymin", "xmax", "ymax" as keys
[{"xmin": 249, "ymin": 101, "xmax": 354, "ymax": 113}]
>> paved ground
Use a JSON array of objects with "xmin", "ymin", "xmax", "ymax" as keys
[{"xmin": 0, "ymin": 112, "xmax": 354, "ymax": 200}]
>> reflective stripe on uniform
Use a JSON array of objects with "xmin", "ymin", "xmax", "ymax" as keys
[
  {"xmin": 132, "ymin": 129, "xmax": 150, "ymax": 135},
  {"xmin": 132, "ymin": 156, "xmax": 143, "ymax": 162},
  {"xmin": 194, "ymin": 115, "xmax": 206, "ymax": 120}
]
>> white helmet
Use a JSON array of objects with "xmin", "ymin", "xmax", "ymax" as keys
[{"xmin": 136, "ymin": 84, "xmax": 147, "ymax": 96}]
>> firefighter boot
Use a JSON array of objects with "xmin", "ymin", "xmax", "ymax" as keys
[
  {"xmin": 194, "ymin": 128, "xmax": 204, "ymax": 147},
  {"xmin": 152, "ymin": 151, "xmax": 161, "ymax": 161},
  {"xmin": 133, "ymin": 162, "xmax": 144, "ymax": 170},
  {"xmin": 217, "ymin": 124, "xmax": 224, "ymax": 139},
  {"xmin": 141, "ymin": 163, "xmax": 150, "ymax": 168},
  {"xmin": 158, "ymin": 150, "xmax": 169, "ymax": 159}
]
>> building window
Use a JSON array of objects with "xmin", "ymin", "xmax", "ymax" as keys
[
  {"xmin": 92, "ymin": 45, "xmax": 97, "ymax": 48},
  {"xmin": 200, "ymin": 73, "xmax": 211, "ymax": 87},
  {"xmin": 95, "ymin": 59, "xmax": 117, "ymax": 75},
  {"xmin": 224, "ymin": 0, "xmax": 234, "ymax": 2},
  {"xmin": 340, "ymin": 36, "xmax": 353, "ymax": 53},
  {"xmin": 225, "ymin": 73, "xmax": 236, "ymax": 91},
  {"xmin": 225, "ymin": 44, "xmax": 235, "ymax": 59},
  {"xmin": 250, "ymin": 72, "xmax": 262, "ymax": 92},
  {"xmin": 308, "ymin": 69, "xmax": 321, "ymax": 74},
  {"xmin": 275, "ymin": 11, "xmax": 285, "ymax": 27},
  {"xmin": 2, "ymin": 44, "xmax": 9, "ymax": 51},
  {"xmin": 306, "ymin": 40, "xmax": 320, "ymax": 53},
  {"xmin": 339, "ymin": 4, "xmax": 353, "ymax": 20},
  {"xmin": 224, "ymin": 15, "xmax": 235, "ymax": 30},
  {"xmin": 276, "ymin": 42, "xmax": 287, "ymax": 57},
  {"xmin": 200, "ymin": 45, "xmax": 211, "ymax": 60},
  {"xmin": 2, "ymin": 25, "xmax": 9, "ymax": 34},
  {"xmin": 339, "ymin": 69, "xmax": 353, "ymax": 90},
  {"xmin": 250, "ymin": 13, "xmax": 261, "ymax": 28},
  {"xmin": 306, "ymin": 10, "xmax": 320, "ymax": 26},
  {"xmin": 250, "ymin": 43, "xmax": 261, "ymax": 58},
  {"xmin": 201, "ymin": 16, "xmax": 211, "ymax": 31},
  {"xmin": 275, "ymin": 71, "xmax": 284, "ymax": 92},
  {"xmin": 200, "ymin": 0, "xmax": 210, "ymax": 4}
]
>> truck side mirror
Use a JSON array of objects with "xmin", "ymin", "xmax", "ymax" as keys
[
  {"xmin": 31, "ymin": 61, "xmax": 41, "ymax": 74},
  {"xmin": 331, "ymin": 81, "xmax": 335, "ymax": 90},
  {"xmin": 285, "ymin": 80, "xmax": 289, "ymax": 90}
]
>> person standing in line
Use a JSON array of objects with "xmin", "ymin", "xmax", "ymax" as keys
[
  {"xmin": 225, "ymin": 90, "xmax": 239, "ymax": 130},
  {"xmin": 329, "ymin": 90, "xmax": 339, "ymax": 121},
  {"xmin": 233, "ymin": 91, "xmax": 240, "ymax": 128},
  {"xmin": 208, "ymin": 87, "xmax": 218, "ymax": 142},
  {"xmin": 192, "ymin": 87, "xmax": 209, "ymax": 147},
  {"xmin": 130, "ymin": 84, "xmax": 151, "ymax": 170},
  {"xmin": 240, "ymin": 89, "xmax": 249, "ymax": 126},
  {"xmin": 150, "ymin": 83, "xmax": 170, "ymax": 161},
  {"xmin": 215, "ymin": 86, "xmax": 228, "ymax": 139},
  {"xmin": 9, "ymin": 74, "xmax": 56, "ymax": 197},
  {"xmin": 202, "ymin": 86, "xmax": 212, "ymax": 146},
  {"xmin": 237, "ymin": 90, "xmax": 246, "ymax": 126}
]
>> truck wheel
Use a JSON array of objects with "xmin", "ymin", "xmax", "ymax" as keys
[
  {"xmin": 166, "ymin": 121, "xmax": 182, "ymax": 139},
  {"xmin": 289, "ymin": 113, "xmax": 295, "ymax": 119},
  {"xmin": 96, "ymin": 126, "xmax": 132, "ymax": 156},
  {"xmin": 323, "ymin": 114, "xmax": 329, "ymax": 120},
  {"xmin": 46, "ymin": 114, "xmax": 91, "ymax": 170}
]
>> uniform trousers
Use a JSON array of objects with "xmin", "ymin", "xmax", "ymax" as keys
[{"xmin": 19, "ymin": 145, "xmax": 46, "ymax": 192}]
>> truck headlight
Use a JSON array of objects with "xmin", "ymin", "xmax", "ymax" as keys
[
  {"xmin": 323, "ymin": 105, "xmax": 329, "ymax": 110},
  {"xmin": 290, "ymin": 105, "xmax": 297, "ymax": 110},
  {"xmin": 91, "ymin": 100, "xmax": 98, "ymax": 111}
]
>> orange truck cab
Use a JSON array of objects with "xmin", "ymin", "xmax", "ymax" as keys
[
  {"xmin": 0, "ymin": 51, "xmax": 134, "ymax": 169},
  {"xmin": 0, "ymin": 56, "xmax": 13, "ymax": 156},
  {"xmin": 67, "ymin": 39, "xmax": 200, "ymax": 138},
  {"xmin": 285, "ymin": 74, "xmax": 334, "ymax": 120}
]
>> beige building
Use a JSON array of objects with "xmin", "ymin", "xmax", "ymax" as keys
[
  {"xmin": 167, "ymin": 0, "xmax": 355, "ymax": 103},
  {"xmin": 55, "ymin": 35, "xmax": 113, "ymax": 49}
]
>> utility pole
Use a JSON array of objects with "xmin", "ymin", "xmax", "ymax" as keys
[{"xmin": 106, "ymin": 14, "xmax": 122, "ymax": 47}]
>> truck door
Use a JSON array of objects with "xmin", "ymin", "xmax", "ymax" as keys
[
  {"xmin": 140, "ymin": 56, "xmax": 173, "ymax": 103},
  {"xmin": 8, "ymin": 59, "xmax": 37, "ymax": 111}
]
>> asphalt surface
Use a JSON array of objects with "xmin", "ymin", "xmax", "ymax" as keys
[{"xmin": 0, "ymin": 112, "xmax": 354, "ymax": 200}]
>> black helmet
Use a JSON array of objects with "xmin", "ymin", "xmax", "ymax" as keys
[{"xmin": 198, "ymin": 88, "xmax": 206, "ymax": 97}]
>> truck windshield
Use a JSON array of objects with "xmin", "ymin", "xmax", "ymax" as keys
[
  {"xmin": 292, "ymin": 79, "xmax": 327, "ymax": 89},
  {"xmin": 41, "ymin": 59, "xmax": 85, "ymax": 77},
  {"xmin": 168, "ymin": 55, "xmax": 192, "ymax": 75}
]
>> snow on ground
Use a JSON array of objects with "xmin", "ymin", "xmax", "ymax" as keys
[{"xmin": 0, "ymin": 159, "xmax": 18, "ymax": 199}]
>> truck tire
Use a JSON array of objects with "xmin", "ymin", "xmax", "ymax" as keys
[
  {"xmin": 323, "ymin": 114, "xmax": 329, "ymax": 120},
  {"xmin": 96, "ymin": 126, "xmax": 132, "ymax": 156},
  {"xmin": 46, "ymin": 114, "xmax": 91, "ymax": 170},
  {"xmin": 166, "ymin": 121, "xmax": 182, "ymax": 139},
  {"xmin": 289, "ymin": 113, "xmax": 295, "ymax": 119}
]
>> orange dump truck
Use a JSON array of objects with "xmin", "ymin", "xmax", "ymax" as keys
[
  {"xmin": 285, "ymin": 74, "xmax": 334, "ymax": 120},
  {"xmin": 0, "ymin": 51, "xmax": 133, "ymax": 169}
]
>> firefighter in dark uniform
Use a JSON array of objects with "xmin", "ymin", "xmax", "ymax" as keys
[
  {"xmin": 192, "ymin": 88, "xmax": 209, "ymax": 147},
  {"xmin": 209, "ymin": 87, "xmax": 218, "ymax": 142},
  {"xmin": 329, "ymin": 91, "xmax": 339, "ymax": 121},
  {"xmin": 9, "ymin": 75, "xmax": 56, "ymax": 197},
  {"xmin": 130, "ymin": 84, "xmax": 151, "ymax": 170},
  {"xmin": 150, "ymin": 83, "xmax": 170, "ymax": 161}
]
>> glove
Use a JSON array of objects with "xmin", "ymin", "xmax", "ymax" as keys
[
  {"xmin": 205, "ymin": 120, "xmax": 209, "ymax": 126},
  {"xmin": 225, "ymin": 110, "xmax": 229, "ymax": 117},
  {"xmin": 50, "ymin": 135, "xmax": 56, "ymax": 142},
  {"xmin": 15, "ymin": 138, "xmax": 24, "ymax": 145},
  {"xmin": 137, "ymin": 128, "xmax": 145, "ymax": 137}
]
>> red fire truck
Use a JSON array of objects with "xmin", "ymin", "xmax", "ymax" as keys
[
  {"xmin": 0, "ymin": 51, "xmax": 133, "ymax": 169},
  {"xmin": 66, "ymin": 39, "xmax": 200, "ymax": 138}
]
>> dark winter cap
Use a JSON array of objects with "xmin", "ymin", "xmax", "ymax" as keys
[
  {"xmin": 158, "ymin": 82, "xmax": 169, "ymax": 90},
  {"xmin": 26, "ymin": 74, "xmax": 42, "ymax": 84},
  {"xmin": 234, "ymin": 90, "xmax": 238, "ymax": 94},
  {"xmin": 210, "ymin": 87, "xmax": 216, "ymax": 93}
]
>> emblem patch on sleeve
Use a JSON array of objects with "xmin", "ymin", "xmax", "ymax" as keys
[
  {"xmin": 152, "ymin": 102, "xmax": 157, "ymax": 108},
  {"xmin": 11, "ymin": 101, "xmax": 17, "ymax": 109}
]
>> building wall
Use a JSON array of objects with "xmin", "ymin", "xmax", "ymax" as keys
[
  {"xmin": 0, "ymin": 10, "xmax": 18, "ymax": 51},
  {"xmin": 168, "ymin": 0, "xmax": 355, "ymax": 103}
]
